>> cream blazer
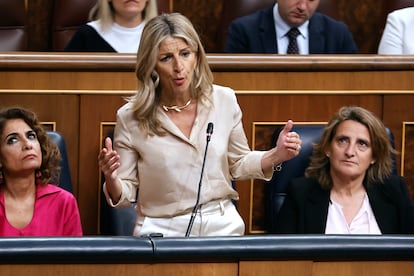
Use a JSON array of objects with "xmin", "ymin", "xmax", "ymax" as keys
[
  {"xmin": 104, "ymin": 84, "xmax": 271, "ymax": 217},
  {"xmin": 378, "ymin": 7, "xmax": 414, "ymax": 54}
]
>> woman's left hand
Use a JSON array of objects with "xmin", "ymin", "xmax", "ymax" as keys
[
  {"xmin": 274, "ymin": 120, "xmax": 302, "ymax": 161},
  {"xmin": 261, "ymin": 120, "xmax": 302, "ymax": 173}
]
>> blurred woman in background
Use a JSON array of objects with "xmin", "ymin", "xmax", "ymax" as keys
[{"xmin": 65, "ymin": 0, "xmax": 158, "ymax": 53}]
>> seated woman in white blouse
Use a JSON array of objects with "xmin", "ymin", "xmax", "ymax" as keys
[
  {"xmin": 275, "ymin": 106, "xmax": 414, "ymax": 234},
  {"xmin": 65, "ymin": 0, "xmax": 158, "ymax": 53},
  {"xmin": 378, "ymin": 7, "xmax": 414, "ymax": 54}
]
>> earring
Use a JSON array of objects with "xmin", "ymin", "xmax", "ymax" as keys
[{"xmin": 151, "ymin": 71, "xmax": 159, "ymax": 88}]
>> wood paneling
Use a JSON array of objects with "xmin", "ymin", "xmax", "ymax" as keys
[
  {"xmin": 240, "ymin": 261, "xmax": 414, "ymax": 276},
  {"xmin": 27, "ymin": 0, "xmax": 53, "ymax": 51},
  {"xmin": 0, "ymin": 263, "xmax": 238, "ymax": 276},
  {"xmin": 79, "ymin": 95, "xmax": 127, "ymax": 233},
  {"xmin": 335, "ymin": 0, "xmax": 386, "ymax": 53},
  {"xmin": 0, "ymin": 261, "xmax": 413, "ymax": 276},
  {"xmin": 1, "ymin": 53, "xmax": 414, "ymax": 234},
  {"xmin": 173, "ymin": 0, "xmax": 223, "ymax": 53}
]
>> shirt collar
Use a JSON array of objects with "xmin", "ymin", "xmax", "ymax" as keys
[
  {"xmin": 0, "ymin": 182, "xmax": 61, "ymax": 206},
  {"xmin": 36, "ymin": 183, "xmax": 62, "ymax": 198}
]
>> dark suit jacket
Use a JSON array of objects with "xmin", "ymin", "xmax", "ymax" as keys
[
  {"xmin": 275, "ymin": 176, "xmax": 414, "ymax": 234},
  {"xmin": 225, "ymin": 5, "xmax": 358, "ymax": 54}
]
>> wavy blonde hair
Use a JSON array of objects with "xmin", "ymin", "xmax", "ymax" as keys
[{"xmin": 128, "ymin": 13, "xmax": 214, "ymax": 136}]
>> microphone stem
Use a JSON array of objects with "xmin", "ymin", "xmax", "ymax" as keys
[{"xmin": 185, "ymin": 139, "xmax": 210, "ymax": 237}]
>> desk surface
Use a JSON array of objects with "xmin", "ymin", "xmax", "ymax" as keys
[{"xmin": 0, "ymin": 235, "xmax": 413, "ymax": 264}]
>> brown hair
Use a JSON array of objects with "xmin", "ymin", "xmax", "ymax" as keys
[
  {"xmin": 305, "ymin": 106, "xmax": 396, "ymax": 189},
  {"xmin": 0, "ymin": 107, "xmax": 61, "ymax": 186}
]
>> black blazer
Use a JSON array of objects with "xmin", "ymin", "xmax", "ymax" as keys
[
  {"xmin": 225, "ymin": 5, "xmax": 358, "ymax": 54},
  {"xmin": 275, "ymin": 175, "xmax": 414, "ymax": 234}
]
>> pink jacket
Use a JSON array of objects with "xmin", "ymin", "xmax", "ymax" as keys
[{"xmin": 0, "ymin": 184, "xmax": 83, "ymax": 236}]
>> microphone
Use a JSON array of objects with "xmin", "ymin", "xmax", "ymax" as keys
[
  {"xmin": 185, "ymin": 122, "xmax": 214, "ymax": 237},
  {"xmin": 206, "ymin": 122, "xmax": 213, "ymax": 142}
]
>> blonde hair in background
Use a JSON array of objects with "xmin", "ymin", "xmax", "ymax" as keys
[{"xmin": 89, "ymin": 0, "xmax": 158, "ymax": 30}]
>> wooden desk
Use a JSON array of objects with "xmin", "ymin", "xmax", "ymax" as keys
[
  {"xmin": 1, "ymin": 53, "xmax": 414, "ymax": 234},
  {"xmin": 0, "ymin": 236, "xmax": 413, "ymax": 276}
]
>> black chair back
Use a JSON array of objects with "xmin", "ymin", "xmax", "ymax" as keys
[
  {"xmin": 266, "ymin": 125, "xmax": 325, "ymax": 232},
  {"xmin": 100, "ymin": 202, "xmax": 136, "ymax": 236}
]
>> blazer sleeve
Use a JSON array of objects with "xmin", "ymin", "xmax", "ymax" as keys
[
  {"xmin": 309, "ymin": 14, "xmax": 358, "ymax": 54},
  {"xmin": 273, "ymin": 178, "xmax": 308, "ymax": 234},
  {"xmin": 224, "ymin": 19, "xmax": 251, "ymax": 53},
  {"xmin": 378, "ymin": 12, "xmax": 404, "ymax": 54},
  {"xmin": 339, "ymin": 24, "xmax": 359, "ymax": 54},
  {"xmin": 64, "ymin": 25, "xmax": 91, "ymax": 52},
  {"xmin": 394, "ymin": 177, "xmax": 414, "ymax": 233},
  {"xmin": 370, "ymin": 176, "xmax": 414, "ymax": 234}
]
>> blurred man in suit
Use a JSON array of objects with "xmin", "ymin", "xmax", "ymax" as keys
[{"xmin": 225, "ymin": 0, "xmax": 358, "ymax": 54}]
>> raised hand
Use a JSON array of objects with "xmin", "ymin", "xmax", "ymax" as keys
[
  {"xmin": 98, "ymin": 137, "xmax": 120, "ymax": 183},
  {"xmin": 274, "ymin": 120, "xmax": 302, "ymax": 162}
]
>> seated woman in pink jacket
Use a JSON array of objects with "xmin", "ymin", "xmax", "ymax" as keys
[{"xmin": 0, "ymin": 107, "xmax": 82, "ymax": 236}]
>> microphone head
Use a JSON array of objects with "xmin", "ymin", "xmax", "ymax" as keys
[
  {"xmin": 207, "ymin": 122, "xmax": 214, "ymax": 135},
  {"xmin": 206, "ymin": 122, "xmax": 214, "ymax": 141}
]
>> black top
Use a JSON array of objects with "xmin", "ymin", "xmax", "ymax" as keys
[
  {"xmin": 275, "ymin": 175, "xmax": 414, "ymax": 234},
  {"xmin": 65, "ymin": 24, "xmax": 116, "ymax": 52}
]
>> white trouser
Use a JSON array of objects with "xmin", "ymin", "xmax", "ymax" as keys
[{"xmin": 133, "ymin": 199, "xmax": 245, "ymax": 237}]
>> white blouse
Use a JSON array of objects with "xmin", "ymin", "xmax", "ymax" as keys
[{"xmin": 325, "ymin": 193, "xmax": 381, "ymax": 234}]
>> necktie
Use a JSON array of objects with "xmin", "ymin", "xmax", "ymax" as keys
[{"xmin": 286, "ymin": 28, "xmax": 300, "ymax": 54}]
